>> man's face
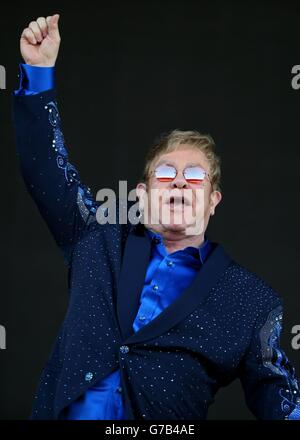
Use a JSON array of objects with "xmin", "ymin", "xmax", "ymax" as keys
[{"xmin": 136, "ymin": 145, "xmax": 222, "ymax": 237}]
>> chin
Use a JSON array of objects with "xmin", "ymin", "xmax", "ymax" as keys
[{"xmin": 161, "ymin": 221, "xmax": 189, "ymax": 233}]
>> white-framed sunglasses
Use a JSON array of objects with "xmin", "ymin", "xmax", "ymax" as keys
[{"xmin": 150, "ymin": 164, "xmax": 211, "ymax": 185}]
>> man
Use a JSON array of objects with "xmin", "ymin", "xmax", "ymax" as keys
[{"xmin": 12, "ymin": 14, "xmax": 300, "ymax": 420}]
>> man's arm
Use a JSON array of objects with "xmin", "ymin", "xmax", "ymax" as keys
[
  {"xmin": 12, "ymin": 15, "xmax": 100, "ymax": 265},
  {"xmin": 238, "ymin": 297, "xmax": 300, "ymax": 420}
]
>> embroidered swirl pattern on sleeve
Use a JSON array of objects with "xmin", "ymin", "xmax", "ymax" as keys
[
  {"xmin": 44, "ymin": 100, "xmax": 98, "ymax": 225},
  {"xmin": 259, "ymin": 305, "xmax": 300, "ymax": 419}
]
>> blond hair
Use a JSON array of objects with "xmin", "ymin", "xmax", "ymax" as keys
[{"xmin": 141, "ymin": 129, "xmax": 221, "ymax": 192}]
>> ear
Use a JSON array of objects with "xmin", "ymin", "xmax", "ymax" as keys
[
  {"xmin": 136, "ymin": 182, "xmax": 147, "ymax": 211},
  {"xmin": 209, "ymin": 190, "xmax": 222, "ymax": 216}
]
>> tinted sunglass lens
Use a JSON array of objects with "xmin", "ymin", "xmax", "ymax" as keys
[
  {"xmin": 184, "ymin": 167, "xmax": 206, "ymax": 183},
  {"xmin": 155, "ymin": 165, "xmax": 177, "ymax": 181}
]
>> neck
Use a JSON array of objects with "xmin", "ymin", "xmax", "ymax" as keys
[{"xmin": 145, "ymin": 223, "xmax": 205, "ymax": 254}]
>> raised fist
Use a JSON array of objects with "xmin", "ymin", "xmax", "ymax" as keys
[{"xmin": 20, "ymin": 14, "xmax": 61, "ymax": 67}]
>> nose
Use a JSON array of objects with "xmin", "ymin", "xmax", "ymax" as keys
[{"xmin": 170, "ymin": 170, "xmax": 188, "ymax": 188}]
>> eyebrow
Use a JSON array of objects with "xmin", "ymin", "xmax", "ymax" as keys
[{"xmin": 155, "ymin": 159, "xmax": 205, "ymax": 168}]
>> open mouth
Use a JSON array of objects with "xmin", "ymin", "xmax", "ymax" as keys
[{"xmin": 168, "ymin": 195, "xmax": 190, "ymax": 207}]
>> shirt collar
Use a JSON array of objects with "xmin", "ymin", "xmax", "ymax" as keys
[{"xmin": 145, "ymin": 227, "xmax": 212, "ymax": 265}]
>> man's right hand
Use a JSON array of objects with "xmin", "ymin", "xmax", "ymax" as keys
[{"xmin": 20, "ymin": 14, "xmax": 61, "ymax": 67}]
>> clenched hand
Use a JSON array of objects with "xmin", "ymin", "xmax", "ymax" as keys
[{"xmin": 20, "ymin": 14, "xmax": 61, "ymax": 67}]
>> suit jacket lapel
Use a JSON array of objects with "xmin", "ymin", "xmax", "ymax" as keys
[
  {"xmin": 117, "ymin": 224, "xmax": 233, "ymax": 344},
  {"xmin": 116, "ymin": 224, "xmax": 151, "ymax": 341}
]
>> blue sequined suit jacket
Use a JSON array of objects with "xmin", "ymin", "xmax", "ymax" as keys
[{"xmin": 12, "ymin": 88, "xmax": 300, "ymax": 420}]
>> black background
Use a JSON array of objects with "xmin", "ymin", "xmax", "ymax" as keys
[{"xmin": 0, "ymin": 0, "xmax": 300, "ymax": 420}]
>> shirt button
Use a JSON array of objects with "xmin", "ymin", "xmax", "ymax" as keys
[
  {"xmin": 116, "ymin": 386, "xmax": 122, "ymax": 393},
  {"xmin": 139, "ymin": 315, "xmax": 146, "ymax": 321},
  {"xmin": 85, "ymin": 372, "xmax": 93, "ymax": 382},
  {"xmin": 153, "ymin": 237, "xmax": 160, "ymax": 244},
  {"xmin": 120, "ymin": 345, "xmax": 130, "ymax": 354},
  {"xmin": 153, "ymin": 284, "xmax": 159, "ymax": 291},
  {"xmin": 167, "ymin": 260, "xmax": 174, "ymax": 267}
]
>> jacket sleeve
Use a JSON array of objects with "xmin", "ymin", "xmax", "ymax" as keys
[
  {"xmin": 12, "ymin": 88, "xmax": 101, "ymax": 266},
  {"xmin": 238, "ymin": 297, "xmax": 300, "ymax": 420}
]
